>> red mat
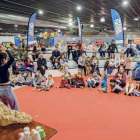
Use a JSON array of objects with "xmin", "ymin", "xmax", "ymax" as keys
[{"xmin": 14, "ymin": 76, "xmax": 140, "ymax": 140}]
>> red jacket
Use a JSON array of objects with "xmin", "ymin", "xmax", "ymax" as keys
[
  {"xmin": 61, "ymin": 79, "xmax": 68, "ymax": 86},
  {"xmin": 75, "ymin": 77, "xmax": 85, "ymax": 84}
]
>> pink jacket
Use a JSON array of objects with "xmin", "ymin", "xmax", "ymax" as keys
[
  {"xmin": 125, "ymin": 58, "xmax": 131, "ymax": 69},
  {"xmin": 41, "ymin": 80, "xmax": 46, "ymax": 85}
]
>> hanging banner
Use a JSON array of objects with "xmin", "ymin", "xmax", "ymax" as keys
[
  {"xmin": 14, "ymin": 37, "xmax": 20, "ymax": 47},
  {"xmin": 27, "ymin": 12, "xmax": 37, "ymax": 46},
  {"xmin": 77, "ymin": 17, "xmax": 82, "ymax": 41},
  {"xmin": 50, "ymin": 37, "xmax": 54, "ymax": 46},
  {"xmin": 111, "ymin": 9, "xmax": 124, "ymax": 46}
]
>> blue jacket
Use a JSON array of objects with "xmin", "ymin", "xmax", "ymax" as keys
[{"xmin": 101, "ymin": 74, "xmax": 108, "ymax": 88}]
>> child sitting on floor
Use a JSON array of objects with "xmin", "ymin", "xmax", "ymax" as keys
[
  {"xmin": 132, "ymin": 81, "xmax": 140, "ymax": 97},
  {"xmin": 56, "ymin": 75, "xmax": 71, "ymax": 89},
  {"xmin": 25, "ymin": 73, "xmax": 33, "ymax": 86},
  {"xmin": 86, "ymin": 73, "xmax": 96, "ymax": 90},
  {"xmin": 123, "ymin": 78, "xmax": 134, "ymax": 96},
  {"xmin": 17, "ymin": 74, "xmax": 25, "ymax": 86},
  {"xmin": 86, "ymin": 57, "xmax": 92, "ymax": 75},
  {"xmin": 70, "ymin": 74, "xmax": 77, "ymax": 87},
  {"xmin": 45, "ymin": 74, "xmax": 54, "ymax": 91},
  {"xmin": 33, "ymin": 75, "xmax": 46, "ymax": 91},
  {"xmin": 33, "ymin": 71, "xmax": 42, "ymax": 87},
  {"xmin": 98, "ymin": 73, "xmax": 108, "ymax": 93},
  {"xmin": 104, "ymin": 58, "xmax": 110, "ymax": 73},
  {"xmin": 92, "ymin": 71, "xmax": 101, "ymax": 88},
  {"xmin": 110, "ymin": 79, "xmax": 122, "ymax": 94},
  {"xmin": 10, "ymin": 74, "xmax": 18, "ymax": 87},
  {"xmin": 75, "ymin": 73, "xmax": 85, "ymax": 89}
]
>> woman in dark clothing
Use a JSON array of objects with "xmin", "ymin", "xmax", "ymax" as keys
[
  {"xmin": 67, "ymin": 42, "xmax": 73, "ymax": 59},
  {"xmin": 37, "ymin": 54, "xmax": 48, "ymax": 75},
  {"xmin": 32, "ymin": 45, "xmax": 40, "ymax": 60},
  {"xmin": 0, "ymin": 44, "xmax": 19, "ymax": 111}
]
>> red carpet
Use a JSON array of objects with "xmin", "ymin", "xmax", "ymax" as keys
[{"xmin": 14, "ymin": 76, "xmax": 140, "ymax": 140}]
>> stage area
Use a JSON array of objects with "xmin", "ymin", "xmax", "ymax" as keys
[{"xmin": 14, "ymin": 76, "xmax": 140, "ymax": 140}]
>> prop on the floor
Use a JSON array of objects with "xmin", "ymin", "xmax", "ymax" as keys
[
  {"xmin": 0, "ymin": 121, "xmax": 57, "ymax": 140},
  {"xmin": 0, "ymin": 101, "xmax": 32, "ymax": 126}
]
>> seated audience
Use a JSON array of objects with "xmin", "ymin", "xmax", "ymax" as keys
[
  {"xmin": 62, "ymin": 42, "xmax": 68, "ymax": 57},
  {"xmin": 45, "ymin": 74, "xmax": 54, "ymax": 91},
  {"xmin": 132, "ymin": 61, "xmax": 140, "ymax": 79},
  {"xmin": 53, "ymin": 58, "xmax": 61, "ymax": 69},
  {"xmin": 25, "ymin": 73, "xmax": 33, "ymax": 86},
  {"xmin": 32, "ymin": 45, "xmax": 40, "ymax": 60},
  {"xmin": 60, "ymin": 54, "xmax": 66, "ymax": 72},
  {"xmin": 56, "ymin": 75, "xmax": 71, "ymax": 89},
  {"xmin": 99, "ymin": 41, "xmax": 107, "ymax": 58},
  {"xmin": 33, "ymin": 75, "xmax": 46, "ymax": 91},
  {"xmin": 98, "ymin": 73, "xmax": 108, "ymax": 93},
  {"xmin": 78, "ymin": 52, "xmax": 87, "ymax": 76},
  {"xmin": 17, "ymin": 59, "xmax": 25, "ymax": 71},
  {"xmin": 75, "ymin": 73, "xmax": 85, "ymax": 89},
  {"xmin": 21, "ymin": 46, "xmax": 30, "ymax": 61},
  {"xmin": 125, "ymin": 57, "xmax": 131, "ymax": 78},
  {"xmin": 132, "ymin": 81, "xmax": 140, "ymax": 97},
  {"xmin": 91, "ymin": 56, "xmax": 99, "ymax": 74},
  {"xmin": 93, "ymin": 71, "xmax": 101, "ymax": 88},
  {"xmin": 123, "ymin": 78, "xmax": 134, "ymax": 96},
  {"xmin": 24, "ymin": 57, "xmax": 34, "ymax": 73},
  {"xmin": 107, "ymin": 39, "xmax": 118, "ymax": 57},
  {"xmin": 85, "ymin": 57, "xmax": 92, "ymax": 75},
  {"xmin": 50, "ymin": 45, "xmax": 61, "ymax": 65},
  {"xmin": 41, "ymin": 45, "xmax": 46, "ymax": 54},
  {"xmin": 135, "ymin": 43, "xmax": 140, "ymax": 59},
  {"xmin": 104, "ymin": 58, "xmax": 110, "ymax": 73},
  {"xmin": 37, "ymin": 54, "xmax": 47, "ymax": 75},
  {"xmin": 17, "ymin": 74, "xmax": 25, "ymax": 86},
  {"xmin": 118, "ymin": 53, "xmax": 126, "ymax": 71},
  {"xmin": 86, "ymin": 74, "xmax": 96, "ymax": 89},
  {"xmin": 33, "ymin": 71, "xmax": 42, "ymax": 86},
  {"xmin": 110, "ymin": 79, "xmax": 122, "ymax": 94},
  {"xmin": 113, "ymin": 66, "xmax": 126, "ymax": 88},
  {"xmin": 69, "ymin": 74, "xmax": 77, "ymax": 87},
  {"xmin": 10, "ymin": 74, "xmax": 18, "ymax": 87},
  {"xmin": 124, "ymin": 40, "xmax": 135, "ymax": 57},
  {"xmin": 107, "ymin": 53, "xmax": 116, "ymax": 76}
]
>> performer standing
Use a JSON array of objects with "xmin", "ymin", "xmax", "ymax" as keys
[{"xmin": 0, "ymin": 44, "xmax": 19, "ymax": 111}]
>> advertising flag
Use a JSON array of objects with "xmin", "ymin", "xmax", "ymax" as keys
[
  {"xmin": 27, "ymin": 13, "xmax": 37, "ymax": 46},
  {"xmin": 111, "ymin": 9, "xmax": 124, "ymax": 46},
  {"xmin": 77, "ymin": 17, "xmax": 82, "ymax": 41}
]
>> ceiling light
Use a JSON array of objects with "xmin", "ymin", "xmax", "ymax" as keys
[
  {"xmin": 134, "ymin": 17, "xmax": 139, "ymax": 21},
  {"xmin": 0, "ymin": 28, "xmax": 2, "ymax": 30},
  {"xmin": 104, "ymin": 28, "xmax": 107, "ymax": 30},
  {"xmin": 38, "ymin": 10, "xmax": 43, "ymax": 15},
  {"xmin": 123, "ymin": 1, "xmax": 128, "ymax": 5},
  {"xmin": 90, "ymin": 24, "xmax": 94, "ymax": 28},
  {"xmin": 35, "ymin": 30, "xmax": 38, "ymax": 32},
  {"xmin": 69, "ymin": 22, "xmax": 73, "ymax": 26},
  {"xmin": 58, "ymin": 29, "xmax": 61, "ymax": 32},
  {"xmin": 100, "ymin": 17, "xmax": 105, "ymax": 22},
  {"xmin": 77, "ymin": 6, "xmax": 82, "ymax": 11},
  {"xmin": 15, "ymin": 25, "xmax": 18, "ymax": 27},
  {"xmin": 123, "ymin": 27, "xmax": 127, "ymax": 30}
]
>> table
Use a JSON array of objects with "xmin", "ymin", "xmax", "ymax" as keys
[{"xmin": 0, "ymin": 121, "xmax": 57, "ymax": 140}]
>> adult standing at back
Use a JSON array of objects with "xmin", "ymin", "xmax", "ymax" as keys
[
  {"xmin": 107, "ymin": 39, "xmax": 118, "ymax": 57},
  {"xmin": 9, "ymin": 43, "xmax": 18, "ymax": 74},
  {"xmin": 99, "ymin": 41, "xmax": 107, "ymax": 58},
  {"xmin": 67, "ymin": 42, "xmax": 73, "ymax": 60},
  {"xmin": 0, "ymin": 44, "xmax": 19, "ymax": 111},
  {"xmin": 37, "ymin": 54, "xmax": 48, "ymax": 75},
  {"xmin": 78, "ymin": 52, "xmax": 87, "ymax": 76},
  {"xmin": 62, "ymin": 42, "xmax": 68, "ymax": 58}
]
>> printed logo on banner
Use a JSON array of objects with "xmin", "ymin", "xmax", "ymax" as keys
[
  {"xmin": 29, "ymin": 23, "xmax": 34, "ymax": 36},
  {"xmin": 114, "ymin": 19, "xmax": 122, "ymax": 35}
]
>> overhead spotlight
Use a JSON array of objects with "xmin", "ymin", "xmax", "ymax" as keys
[
  {"xmin": 38, "ymin": 10, "xmax": 43, "ymax": 15},
  {"xmin": 123, "ymin": 27, "xmax": 127, "ymax": 30},
  {"xmin": 58, "ymin": 29, "xmax": 61, "ymax": 32},
  {"xmin": 100, "ymin": 17, "xmax": 105, "ymax": 22},
  {"xmin": 69, "ymin": 22, "xmax": 73, "ymax": 26},
  {"xmin": 15, "ymin": 25, "xmax": 18, "ymax": 27},
  {"xmin": 35, "ymin": 30, "xmax": 38, "ymax": 32},
  {"xmin": 69, "ymin": 19, "xmax": 73, "ymax": 22},
  {"xmin": 77, "ymin": 6, "xmax": 82, "ymax": 11},
  {"xmin": 134, "ymin": 17, "xmax": 139, "ymax": 21},
  {"xmin": 0, "ymin": 28, "xmax": 2, "ymax": 30},
  {"xmin": 123, "ymin": 1, "xmax": 128, "ymax": 5},
  {"xmin": 104, "ymin": 28, "xmax": 107, "ymax": 30},
  {"xmin": 90, "ymin": 24, "xmax": 94, "ymax": 28}
]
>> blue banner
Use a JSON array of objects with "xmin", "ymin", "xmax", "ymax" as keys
[
  {"xmin": 111, "ymin": 9, "xmax": 124, "ymax": 46},
  {"xmin": 14, "ymin": 37, "xmax": 20, "ymax": 47},
  {"xmin": 50, "ymin": 37, "xmax": 54, "ymax": 46},
  {"xmin": 27, "ymin": 13, "xmax": 37, "ymax": 46},
  {"xmin": 77, "ymin": 17, "xmax": 82, "ymax": 41}
]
